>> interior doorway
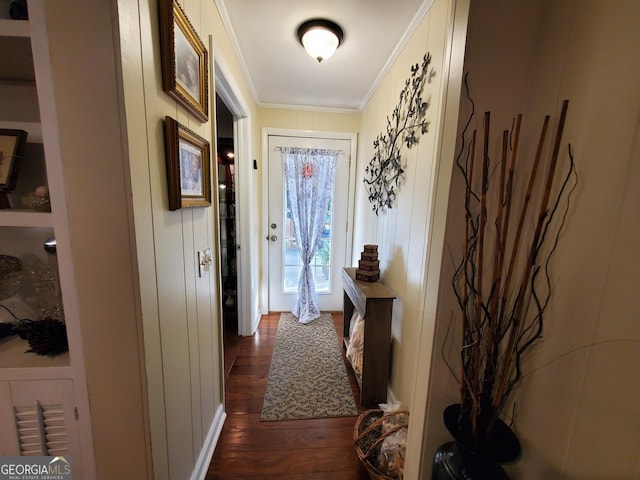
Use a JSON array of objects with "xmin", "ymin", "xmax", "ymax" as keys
[{"xmin": 215, "ymin": 93, "xmax": 240, "ymax": 379}]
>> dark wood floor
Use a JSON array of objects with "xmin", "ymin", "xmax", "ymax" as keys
[{"xmin": 207, "ymin": 312, "xmax": 371, "ymax": 479}]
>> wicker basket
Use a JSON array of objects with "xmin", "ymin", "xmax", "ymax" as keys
[{"xmin": 354, "ymin": 408, "xmax": 409, "ymax": 480}]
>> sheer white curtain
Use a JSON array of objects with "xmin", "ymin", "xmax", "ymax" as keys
[{"xmin": 282, "ymin": 148, "xmax": 338, "ymax": 324}]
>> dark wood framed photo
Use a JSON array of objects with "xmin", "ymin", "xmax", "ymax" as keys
[
  {"xmin": 164, "ymin": 116, "xmax": 212, "ymax": 210},
  {"xmin": 159, "ymin": 0, "xmax": 209, "ymax": 122},
  {"xmin": 0, "ymin": 129, "xmax": 27, "ymax": 191}
]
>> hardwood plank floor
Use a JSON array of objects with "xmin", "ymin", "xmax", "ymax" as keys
[{"xmin": 207, "ymin": 312, "xmax": 371, "ymax": 479}]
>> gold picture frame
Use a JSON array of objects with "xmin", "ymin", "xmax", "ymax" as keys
[
  {"xmin": 0, "ymin": 129, "xmax": 27, "ymax": 191},
  {"xmin": 164, "ymin": 116, "xmax": 212, "ymax": 210},
  {"xmin": 159, "ymin": 0, "xmax": 209, "ymax": 122}
]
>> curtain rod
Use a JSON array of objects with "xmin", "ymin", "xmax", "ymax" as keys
[{"xmin": 273, "ymin": 147, "xmax": 344, "ymax": 153}]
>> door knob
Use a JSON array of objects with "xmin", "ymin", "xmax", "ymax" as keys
[{"xmin": 270, "ymin": 235, "xmax": 278, "ymax": 242}]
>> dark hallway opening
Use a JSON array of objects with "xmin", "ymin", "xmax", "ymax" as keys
[{"xmin": 215, "ymin": 93, "xmax": 240, "ymax": 379}]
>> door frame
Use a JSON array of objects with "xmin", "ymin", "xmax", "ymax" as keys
[
  {"xmin": 214, "ymin": 52, "xmax": 260, "ymax": 336},
  {"xmin": 260, "ymin": 128, "xmax": 358, "ymax": 313}
]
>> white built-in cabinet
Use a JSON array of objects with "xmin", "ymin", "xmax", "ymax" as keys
[
  {"xmin": 0, "ymin": 10, "xmax": 86, "ymax": 474},
  {"xmin": 0, "ymin": 379, "xmax": 80, "ymax": 456}
]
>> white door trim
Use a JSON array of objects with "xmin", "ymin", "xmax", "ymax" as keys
[
  {"xmin": 214, "ymin": 50, "xmax": 260, "ymax": 336},
  {"xmin": 260, "ymin": 127, "xmax": 358, "ymax": 314}
]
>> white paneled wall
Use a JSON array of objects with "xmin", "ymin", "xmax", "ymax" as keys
[
  {"xmin": 424, "ymin": 1, "xmax": 640, "ymax": 478},
  {"xmin": 354, "ymin": 0, "xmax": 456, "ymax": 411},
  {"xmin": 117, "ymin": 0, "xmax": 257, "ymax": 477},
  {"xmin": 353, "ymin": 1, "xmax": 469, "ymax": 477}
]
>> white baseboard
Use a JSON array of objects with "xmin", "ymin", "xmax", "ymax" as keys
[{"xmin": 190, "ymin": 405, "xmax": 227, "ymax": 480}]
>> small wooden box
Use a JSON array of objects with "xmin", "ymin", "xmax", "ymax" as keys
[
  {"xmin": 358, "ymin": 260, "xmax": 380, "ymax": 272},
  {"xmin": 360, "ymin": 252, "xmax": 378, "ymax": 262},
  {"xmin": 356, "ymin": 269, "xmax": 380, "ymax": 282}
]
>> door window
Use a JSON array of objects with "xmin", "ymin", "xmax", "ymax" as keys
[{"xmin": 282, "ymin": 193, "xmax": 334, "ymax": 293}]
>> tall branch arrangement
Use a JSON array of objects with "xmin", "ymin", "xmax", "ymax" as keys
[
  {"xmin": 451, "ymin": 100, "xmax": 577, "ymax": 451},
  {"xmin": 364, "ymin": 53, "xmax": 435, "ymax": 215}
]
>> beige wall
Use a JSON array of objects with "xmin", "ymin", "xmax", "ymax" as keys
[
  {"xmin": 258, "ymin": 107, "xmax": 360, "ymax": 134},
  {"xmin": 36, "ymin": 0, "xmax": 152, "ymax": 477},
  {"xmin": 425, "ymin": 1, "xmax": 640, "ymax": 478},
  {"xmin": 118, "ymin": 0, "xmax": 258, "ymax": 479},
  {"xmin": 354, "ymin": 0, "xmax": 457, "ymax": 414},
  {"xmin": 352, "ymin": 1, "xmax": 471, "ymax": 476}
]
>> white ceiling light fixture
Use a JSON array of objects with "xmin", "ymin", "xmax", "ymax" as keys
[{"xmin": 296, "ymin": 19, "xmax": 344, "ymax": 63}]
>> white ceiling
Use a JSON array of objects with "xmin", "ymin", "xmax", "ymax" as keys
[{"xmin": 216, "ymin": 0, "xmax": 432, "ymax": 111}]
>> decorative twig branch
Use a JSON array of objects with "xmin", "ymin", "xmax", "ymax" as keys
[
  {"xmin": 364, "ymin": 53, "xmax": 435, "ymax": 215},
  {"xmin": 451, "ymin": 100, "xmax": 577, "ymax": 450}
]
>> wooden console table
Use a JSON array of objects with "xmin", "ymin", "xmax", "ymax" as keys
[{"xmin": 342, "ymin": 267, "xmax": 395, "ymax": 406}]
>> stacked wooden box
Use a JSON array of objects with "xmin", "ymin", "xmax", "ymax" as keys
[{"xmin": 355, "ymin": 244, "xmax": 380, "ymax": 282}]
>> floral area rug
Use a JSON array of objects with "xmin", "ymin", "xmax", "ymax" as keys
[{"xmin": 260, "ymin": 312, "xmax": 358, "ymax": 421}]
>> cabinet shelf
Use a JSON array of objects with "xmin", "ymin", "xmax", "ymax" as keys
[
  {"xmin": 0, "ymin": 335, "xmax": 70, "ymax": 371},
  {"xmin": 0, "ymin": 210, "xmax": 52, "ymax": 227},
  {"xmin": 0, "ymin": 121, "xmax": 42, "ymax": 142},
  {"xmin": 0, "ymin": 18, "xmax": 30, "ymax": 38},
  {"xmin": 0, "ymin": 7, "xmax": 85, "ymax": 469},
  {"xmin": 1, "ymin": 12, "xmax": 62, "ymax": 376}
]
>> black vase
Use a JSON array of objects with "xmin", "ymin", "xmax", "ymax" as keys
[{"xmin": 432, "ymin": 404, "xmax": 521, "ymax": 480}]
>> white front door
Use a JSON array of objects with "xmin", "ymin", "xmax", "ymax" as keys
[{"xmin": 267, "ymin": 134, "xmax": 354, "ymax": 312}]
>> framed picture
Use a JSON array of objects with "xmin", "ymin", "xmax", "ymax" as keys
[
  {"xmin": 159, "ymin": 0, "xmax": 209, "ymax": 122},
  {"xmin": 0, "ymin": 129, "xmax": 27, "ymax": 191},
  {"xmin": 164, "ymin": 116, "xmax": 212, "ymax": 210}
]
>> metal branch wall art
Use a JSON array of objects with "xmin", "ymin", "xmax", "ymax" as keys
[{"xmin": 364, "ymin": 53, "xmax": 435, "ymax": 214}]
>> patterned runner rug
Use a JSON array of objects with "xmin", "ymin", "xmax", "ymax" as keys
[{"xmin": 260, "ymin": 312, "xmax": 358, "ymax": 421}]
